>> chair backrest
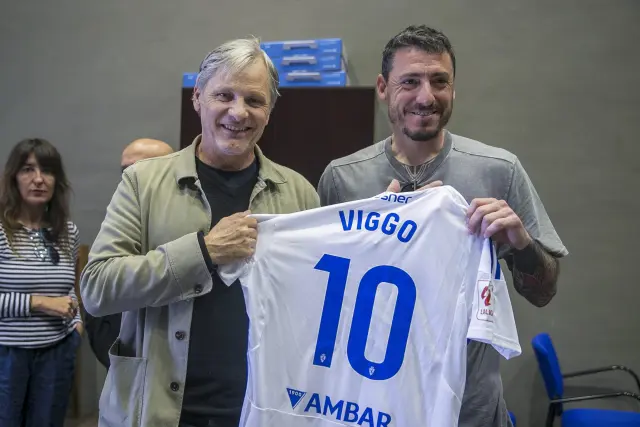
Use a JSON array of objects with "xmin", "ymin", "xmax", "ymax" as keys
[{"xmin": 531, "ymin": 333, "xmax": 564, "ymax": 399}]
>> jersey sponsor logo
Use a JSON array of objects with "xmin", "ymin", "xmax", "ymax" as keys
[
  {"xmin": 338, "ymin": 209, "xmax": 417, "ymax": 243},
  {"xmin": 286, "ymin": 388, "xmax": 392, "ymax": 427},
  {"xmin": 375, "ymin": 193, "xmax": 413, "ymax": 204},
  {"xmin": 476, "ymin": 280, "xmax": 495, "ymax": 322},
  {"xmin": 481, "ymin": 284, "xmax": 493, "ymax": 307}
]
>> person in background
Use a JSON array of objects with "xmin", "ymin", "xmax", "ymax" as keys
[
  {"xmin": 120, "ymin": 138, "xmax": 175, "ymax": 173},
  {"xmin": 80, "ymin": 37, "xmax": 319, "ymax": 427},
  {"xmin": 318, "ymin": 25, "xmax": 568, "ymax": 427},
  {"xmin": 83, "ymin": 137, "xmax": 174, "ymax": 369},
  {"xmin": 0, "ymin": 138, "xmax": 82, "ymax": 427}
]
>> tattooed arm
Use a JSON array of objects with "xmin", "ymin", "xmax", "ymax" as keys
[
  {"xmin": 465, "ymin": 195, "xmax": 564, "ymax": 307},
  {"xmin": 504, "ymin": 241, "xmax": 560, "ymax": 307}
]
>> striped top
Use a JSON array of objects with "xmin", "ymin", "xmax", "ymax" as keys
[{"xmin": 0, "ymin": 220, "xmax": 81, "ymax": 348}]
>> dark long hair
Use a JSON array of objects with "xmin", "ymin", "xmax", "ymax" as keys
[{"xmin": 0, "ymin": 138, "xmax": 72, "ymax": 253}]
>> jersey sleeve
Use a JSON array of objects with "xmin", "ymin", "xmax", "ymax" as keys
[{"xmin": 466, "ymin": 239, "xmax": 522, "ymax": 360}]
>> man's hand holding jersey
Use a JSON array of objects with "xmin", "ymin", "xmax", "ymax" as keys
[
  {"xmin": 204, "ymin": 210, "xmax": 258, "ymax": 265},
  {"xmin": 466, "ymin": 199, "xmax": 532, "ymax": 250}
]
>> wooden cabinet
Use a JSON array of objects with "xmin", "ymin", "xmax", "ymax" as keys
[{"xmin": 180, "ymin": 87, "xmax": 377, "ymax": 188}]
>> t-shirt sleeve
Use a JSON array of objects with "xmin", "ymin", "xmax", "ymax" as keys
[
  {"xmin": 317, "ymin": 164, "xmax": 341, "ymax": 207},
  {"xmin": 502, "ymin": 158, "xmax": 568, "ymax": 259},
  {"xmin": 467, "ymin": 239, "xmax": 522, "ymax": 360}
]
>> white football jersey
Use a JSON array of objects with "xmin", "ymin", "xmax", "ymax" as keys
[{"xmin": 218, "ymin": 186, "xmax": 521, "ymax": 427}]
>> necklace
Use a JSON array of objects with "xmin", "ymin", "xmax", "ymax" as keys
[{"xmin": 402, "ymin": 157, "xmax": 435, "ymax": 190}]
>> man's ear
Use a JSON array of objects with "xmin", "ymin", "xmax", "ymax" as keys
[
  {"xmin": 192, "ymin": 88, "xmax": 201, "ymax": 115},
  {"xmin": 376, "ymin": 74, "xmax": 388, "ymax": 102},
  {"xmin": 453, "ymin": 89, "xmax": 456, "ymax": 100}
]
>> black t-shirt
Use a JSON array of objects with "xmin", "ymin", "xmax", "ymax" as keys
[{"xmin": 180, "ymin": 156, "xmax": 258, "ymax": 427}]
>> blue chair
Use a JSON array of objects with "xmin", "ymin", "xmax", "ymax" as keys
[{"xmin": 532, "ymin": 332, "xmax": 640, "ymax": 426}]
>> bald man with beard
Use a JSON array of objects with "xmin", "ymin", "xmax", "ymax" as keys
[{"xmin": 85, "ymin": 138, "xmax": 174, "ymax": 369}]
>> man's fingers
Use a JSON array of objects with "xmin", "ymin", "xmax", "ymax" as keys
[
  {"xmin": 227, "ymin": 211, "xmax": 256, "ymax": 227},
  {"xmin": 386, "ymin": 179, "xmax": 443, "ymax": 193},
  {"xmin": 466, "ymin": 198, "xmax": 498, "ymax": 219},
  {"xmin": 483, "ymin": 218, "xmax": 509, "ymax": 238},
  {"xmin": 417, "ymin": 180, "xmax": 443, "ymax": 191},
  {"xmin": 467, "ymin": 201, "xmax": 501, "ymax": 233},
  {"xmin": 386, "ymin": 179, "xmax": 401, "ymax": 193},
  {"xmin": 231, "ymin": 210, "xmax": 251, "ymax": 218},
  {"xmin": 483, "ymin": 214, "xmax": 521, "ymax": 238},
  {"xmin": 479, "ymin": 208, "xmax": 511, "ymax": 236},
  {"xmin": 244, "ymin": 217, "xmax": 258, "ymax": 228}
]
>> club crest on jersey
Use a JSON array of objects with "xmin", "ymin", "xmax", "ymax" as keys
[
  {"xmin": 286, "ymin": 388, "xmax": 392, "ymax": 427},
  {"xmin": 476, "ymin": 280, "xmax": 495, "ymax": 322}
]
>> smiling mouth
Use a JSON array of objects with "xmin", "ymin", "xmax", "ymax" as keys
[
  {"xmin": 409, "ymin": 110, "xmax": 438, "ymax": 117},
  {"xmin": 221, "ymin": 124, "xmax": 251, "ymax": 132}
]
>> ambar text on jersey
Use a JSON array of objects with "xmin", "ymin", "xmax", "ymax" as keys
[{"xmin": 303, "ymin": 392, "xmax": 392, "ymax": 427}]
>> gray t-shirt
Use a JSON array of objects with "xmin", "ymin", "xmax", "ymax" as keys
[{"xmin": 317, "ymin": 131, "xmax": 568, "ymax": 427}]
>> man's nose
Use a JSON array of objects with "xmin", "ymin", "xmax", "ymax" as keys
[
  {"xmin": 228, "ymin": 99, "xmax": 249, "ymax": 120},
  {"xmin": 415, "ymin": 82, "xmax": 436, "ymax": 106}
]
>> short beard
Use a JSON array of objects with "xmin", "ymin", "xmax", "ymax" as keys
[
  {"xmin": 402, "ymin": 128, "xmax": 440, "ymax": 142},
  {"xmin": 397, "ymin": 104, "xmax": 452, "ymax": 142}
]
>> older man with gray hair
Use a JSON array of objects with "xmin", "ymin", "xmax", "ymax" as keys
[{"xmin": 80, "ymin": 38, "xmax": 319, "ymax": 427}]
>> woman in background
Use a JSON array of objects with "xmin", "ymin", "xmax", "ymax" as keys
[{"xmin": 0, "ymin": 138, "xmax": 83, "ymax": 427}]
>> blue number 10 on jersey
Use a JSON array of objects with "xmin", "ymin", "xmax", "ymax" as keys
[{"xmin": 313, "ymin": 253, "xmax": 416, "ymax": 381}]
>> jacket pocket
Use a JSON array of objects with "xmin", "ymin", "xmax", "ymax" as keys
[{"xmin": 99, "ymin": 339, "xmax": 147, "ymax": 427}]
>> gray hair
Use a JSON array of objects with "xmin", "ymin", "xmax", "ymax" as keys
[{"xmin": 195, "ymin": 37, "xmax": 280, "ymax": 109}]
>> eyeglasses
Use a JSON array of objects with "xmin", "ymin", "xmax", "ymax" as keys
[{"xmin": 34, "ymin": 228, "xmax": 60, "ymax": 265}]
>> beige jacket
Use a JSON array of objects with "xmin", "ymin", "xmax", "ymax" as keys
[{"xmin": 80, "ymin": 136, "xmax": 320, "ymax": 427}]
